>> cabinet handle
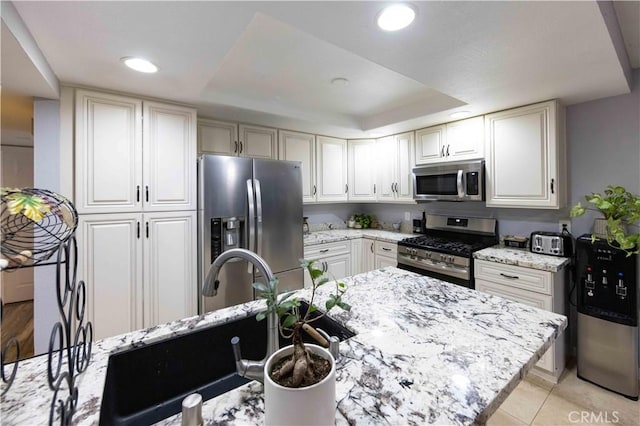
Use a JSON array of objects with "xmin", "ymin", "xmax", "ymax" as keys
[
  {"xmin": 239, "ymin": 141, "xmax": 243, "ymax": 154},
  {"xmin": 322, "ymin": 261, "xmax": 327, "ymax": 273},
  {"xmin": 345, "ymin": 184, "xmax": 348, "ymax": 194},
  {"xmin": 373, "ymin": 184, "xmax": 376, "ymax": 194},
  {"xmin": 145, "ymin": 185, "xmax": 149, "ymax": 202},
  {"xmin": 550, "ymin": 178, "xmax": 555, "ymax": 194},
  {"xmin": 137, "ymin": 221, "xmax": 140, "ymax": 239},
  {"xmin": 499, "ymin": 273, "xmax": 519, "ymax": 279},
  {"xmin": 441, "ymin": 146, "xmax": 446, "ymax": 157},
  {"xmin": 136, "ymin": 185, "xmax": 140, "ymax": 202},
  {"xmin": 320, "ymin": 249, "xmax": 329, "ymax": 253},
  {"xmin": 382, "ymin": 247, "xmax": 391, "ymax": 252},
  {"xmin": 370, "ymin": 243, "xmax": 374, "ymax": 253},
  {"xmin": 234, "ymin": 141, "xmax": 238, "ymax": 153},
  {"xmin": 446, "ymin": 145, "xmax": 450, "ymax": 156},
  {"xmin": 146, "ymin": 222, "xmax": 149, "ymax": 239},
  {"xmin": 313, "ymin": 185, "xmax": 317, "ymax": 196}
]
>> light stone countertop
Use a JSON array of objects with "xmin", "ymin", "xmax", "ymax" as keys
[
  {"xmin": 1, "ymin": 267, "xmax": 567, "ymax": 425},
  {"xmin": 303, "ymin": 229, "xmax": 411, "ymax": 246},
  {"xmin": 473, "ymin": 245, "xmax": 571, "ymax": 272}
]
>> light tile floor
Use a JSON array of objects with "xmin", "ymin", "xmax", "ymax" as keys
[{"xmin": 488, "ymin": 361, "xmax": 640, "ymax": 426}]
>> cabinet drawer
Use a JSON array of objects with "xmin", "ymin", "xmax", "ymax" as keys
[
  {"xmin": 375, "ymin": 241, "xmax": 397, "ymax": 257},
  {"xmin": 304, "ymin": 240, "xmax": 351, "ymax": 260},
  {"xmin": 474, "ymin": 259, "xmax": 552, "ymax": 295}
]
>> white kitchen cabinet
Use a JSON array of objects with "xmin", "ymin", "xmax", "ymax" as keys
[
  {"xmin": 78, "ymin": 211, "xmax": 197, "ymax": 341},
  {"xmin": 475, "ymin": 259, "xmax": 566, "ymax": 382},
  {"xmin": 76, "ymin": 89, "xmax": 196, "ymax": 214},
  {"xmin": 278, "ymin": 130, "xmax": 316, "ymax": 203},
  {"xmin": 198, "ymin": 120, "xmax": 277, "ymax": 159},
  {"xmin": 316, "ymin": 136, "xmax": 348, "ymax": 202},
  {"xmin": 361, "ymin": 238, "xmax": 375, "ymax": 273},
  {"xmin": 414, "ymin": 117, "xmax": 483, "ymax": 165},
  {"xmin": 350, "ymin": 239, "xmax": 363, "ymax": 275},
  {"xmin": 348, "ymin": 139, "xmax": 377, "ymax": 202},
  {"xmin": 377, "ymin": 132, "xmax": 414, "ymax": 202},
  {"xmin": 484, "ymin": 100, "xmax": 566, "ymax": 209},
  {"xmin": 303, "ymin": 241, "xmax": 351, "ymax": 288},
  {"xmin": 374, "ymin": 241, "xmax": 397, "ymax": 269}
]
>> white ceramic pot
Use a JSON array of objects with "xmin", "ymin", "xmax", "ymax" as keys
[{"xmin": 264, "ymin": 344, "xmax": 336, "ymax": 426}]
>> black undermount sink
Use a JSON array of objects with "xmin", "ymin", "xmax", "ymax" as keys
[{"xmin": 99, "ymin": 302, "xmax": 355, "ymax": 425}]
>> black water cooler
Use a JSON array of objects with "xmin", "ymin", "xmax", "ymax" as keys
[{"xmin": 576, "ymin": 235, "xmax": 639, "ymax": 400}]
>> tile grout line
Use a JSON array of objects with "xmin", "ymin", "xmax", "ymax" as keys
[{"xmin": 528, "ymin": 382, "xmax": 557, "ymax": 425}]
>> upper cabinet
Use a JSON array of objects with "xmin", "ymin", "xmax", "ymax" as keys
[
  {"xmin": 278, "ymin": 130, "xmax": 316, "ymax": 203},
  {"xmin": 198, "ymin": 119, "xmax": 277, "ymax": 159},
  {"xmin": 376, "ymin": 132, "xmax": 414, "ymax": 203},
  {"xmin": 415, "ymin": 117, "xmax": 483, "ymax": 165},
  {"xmin": 316, "ymin": 136, "xmax": 348, "ymax": 202},
  {"xmin": 75, "ymin": 90, "xmax": 196, "ymax": 214},
  {"xmin": 347, "ymin": 139, "xmax": 377, "ymax": 202},
  {"xmin": 484, "ymin": 100, "xmax": 566, "ymax": 209}
]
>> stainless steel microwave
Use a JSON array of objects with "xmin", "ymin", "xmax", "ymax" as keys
[{"xmin": 413, "ymin": 160, "xmax": 485, "ymax": 201}]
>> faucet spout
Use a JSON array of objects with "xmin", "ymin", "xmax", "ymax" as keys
[{"xmin": 203, "ymin": 248, "xmax": 279, "ymax": 383}]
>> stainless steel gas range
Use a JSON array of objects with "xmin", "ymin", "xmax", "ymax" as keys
[{"xmin": 397, "ymin": 215, "xmax": 498, "ymax": 289}]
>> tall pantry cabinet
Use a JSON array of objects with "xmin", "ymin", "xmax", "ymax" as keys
[{"xmin": 74, "ymin": 89, "xmax": 197, "ymax": 340}]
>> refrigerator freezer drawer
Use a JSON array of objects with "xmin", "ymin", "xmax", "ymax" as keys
[{"xmin": 577, "ymin": 312, "xmax": 639, "ymax": 399}]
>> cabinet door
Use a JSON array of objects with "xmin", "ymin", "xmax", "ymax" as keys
[
  {"xmin": 375, "ymin": 255, "xmax": 397, "ymax": 269},
  {"xmin": 143, "ymin": 211, "xmax": 197, "ymax": 327},
  {"xmin": 324, "ymin": 253, "xmax": 351, "ymax": 281},
  {"xmin": 475, "ymin": 278, "xmax": 555, "ymax": 372},
  {"xmin": 279, "ymin": 130, "xmax": 316, "ymax": 203},
  {"xmin": 239, "ymin": 124, "xmax": 277, "ymax": 159},
  {"xmin": 395, "ymin": 132, "xmax": 415, "ymax": 201},
  {"xmin": 77, "ymin": 213, "xmax": 143, "ymax": 340},
  {"xmin": 485, "ymin": 100, "xmax": 562, "ymax": 208},
  {"xmin": 198, "ymin": 119, "xmax": 238, "ymax": 155},
  {"xmin": 143, "ymin": 102, "xmax": 197, "ymax": 211},
  {"xmin": 348, "ymin": 139, "xmax": 377, "ymax": 202},
  {"xmin": 414, "ymin": 124, "xmax": 446, "ymax": 165},
  {"xmin": 75, "ymin": 90, "xmax": 142, "ymax": 213},
  {"xmin": 361, "ymin": 238, "xmax": 375, "ymax": 272},
  {"xmin": 350, "ymin": 239, "xmax": 363, "ymax": 275},
  {"xmin": 446, "ymin": 116, "xmax": 484, "ymax": 160},
  {"xmin": 376, "ymin": 136, "xmax": 396, "ymax": 201},
  {"xmin": 316, "ymin": 136, "xmax": 348, "ymax": 202}
]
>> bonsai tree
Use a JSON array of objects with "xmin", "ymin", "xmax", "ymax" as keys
[
  {"xmin": 570, "ymin": 185, "xmax": 640, "ymax": 255},
  {"xmin": 253, "ymin": 259, "xmax": 350, "ymax": 387}
]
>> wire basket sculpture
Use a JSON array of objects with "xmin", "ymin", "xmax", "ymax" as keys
[{"xmin": 1, "ymin": 188, "xmax": 78, "ymax": 269}]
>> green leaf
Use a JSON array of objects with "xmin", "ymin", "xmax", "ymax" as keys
[
  {"xmin": 316, "ymin": 277, "xmax": 329, "ymax": 287},
  {"xmin": 252, "ymin": 282, "xmax": 270, "ymax": 293},
  {"xmin": 256, "ymin": 311, "xmax": 267, "ymax": 322},
  {"xmin": 282, "ymin": 314, "xmax": 297, "ymax": 329},
  {"xmin": 337, "ymin": 301, "xmax": 352, "ymax": 311},
  {"xmin": 310, "ymin": 268, "xmax": 324, "ymax": 280},
  {"xmin": 325, "ymin": 299, "xmax": 336, "ymax": 311},
  {"xmin": 308, "ymin": 304, "xmax": 317, "ymax": 314}
]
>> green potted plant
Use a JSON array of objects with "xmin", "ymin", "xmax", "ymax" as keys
[
  {"xmin": 570, "ymin": 185, "xmax": 640, "ymax": 255},
  {"xmin": 253, "ymin": 259, "xmax": 350, "ymax": 425}
]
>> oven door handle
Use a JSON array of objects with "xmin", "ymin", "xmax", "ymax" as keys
[{"xmin": 456, "ymin": 169, "xmax": 465, "ymax": 198}]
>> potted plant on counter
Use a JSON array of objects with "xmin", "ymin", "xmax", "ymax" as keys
[
  {"xmin": 570, "ymin": 185, "xmax": 640, "ymax": 255},
  {"xmin": 253, "ymin": 260, "xmax": 350, "ymax": 426}
]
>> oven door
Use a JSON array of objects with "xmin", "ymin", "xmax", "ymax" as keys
[
  {"xmin": 396, "ymin": 247, "xmax": 474, "ymax": 288},
  {"xmin": 412, "ymin": 160, "xmax": 484, "ymax": 201}
]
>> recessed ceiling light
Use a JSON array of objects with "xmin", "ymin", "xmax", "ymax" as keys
[
  {"xmin": 121, "ymin": 57, "xmax": 158, "ymax": 73},
  {"xmin": 331, "ymin": 77, "xmax": 350, "ymax": 86},
  {"xmin": 450, "ymin": 111, "xmax": 471, "ymax": 119},
  {"xmin": 377, "ymin": 4, "xmax": 416, "ymax": 31}
]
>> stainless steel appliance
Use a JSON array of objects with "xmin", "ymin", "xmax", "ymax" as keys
[
  {"xmin": 530, "ymin": 231, "xmax": 573, "ymax": 257},
  {"xmin": 198, "ymin": 155, "xmax": 303, "ymax": 313},
  {"xmin": 576, "ymin": 235, "xmax": 638, "ymax": 400},
  {"xmin": 397, "ymin": 214, "xmax": 498, "ymax": 288},
  {"xmin": 413, "ymin": 160, "xmax": 485, "ymax": 201}
]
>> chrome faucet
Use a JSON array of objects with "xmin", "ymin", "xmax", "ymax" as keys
[{"xmin": 202, "ymin": 248, "xmax": 279, "ymax": 383}]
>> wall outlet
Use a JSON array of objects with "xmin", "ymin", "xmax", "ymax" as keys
[
  {"xmin": 559, "ymin": 219, "xmax": 571, "ymax": 234},
  {"xmin": 404, "ymin": 211, "xmax": 411, "ymax": 221}
]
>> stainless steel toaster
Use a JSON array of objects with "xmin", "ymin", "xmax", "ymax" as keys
[{"xmin": 530, "ymin": 231, "xmax": 573, "ymax": 257}]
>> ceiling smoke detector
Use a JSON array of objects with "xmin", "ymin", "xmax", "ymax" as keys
[
  {"xmin": 121, "ymin": 57, "xmax": 158, "ymax": 73},
  {"xmin": 377, "ymin": 4, "xmax": 416, "ymax": 31}
]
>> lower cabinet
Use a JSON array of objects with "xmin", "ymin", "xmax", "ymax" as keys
[
  {"xmin": 77, "ymin": 211, "xmax": 197, "ymax": 340},
  {"xmin": 361, "ymin": 238, "xmax": 375, "ymax": 273},
  {"xmin": 374, "ymin": 241, "xmax": 397, "ymax": 269},
  {"xmin": 474, "ymin": 259, "xmax": 566, "ymax": 382},
  {"xmin": 303, "ymin": 241, "xmax": 351, "ymax": 288}
]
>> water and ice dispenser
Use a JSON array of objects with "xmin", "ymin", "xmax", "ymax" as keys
[{"xmin": 210, "ymin": 217, "xmax": 244, "ymax": 263}]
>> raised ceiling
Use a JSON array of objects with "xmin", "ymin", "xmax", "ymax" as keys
[{"xmin": 7, "ymin": 1, "xmax": 638, "ymax": 138}]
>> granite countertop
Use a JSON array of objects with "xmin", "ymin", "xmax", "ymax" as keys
[
  {"xmin": 304, "ymin": 229, "xmax": 410, "ymax": 246},
  {"xmin": 1, "ymin": 267, "xmax": 567, "ymax": 425},
  {"xmin": 474, "ymin": 245, "xmax": 571, "ymax": 272}
]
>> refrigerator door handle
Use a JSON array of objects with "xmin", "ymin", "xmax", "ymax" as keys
[
  {"xmin": 247, "ymin": 178, "xmax": 256, "ymax": 274},
  {"xmin": 254, "ymin": 179, "xmax": 263, "ymax": 259}
]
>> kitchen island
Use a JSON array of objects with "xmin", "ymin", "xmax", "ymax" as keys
[{"xmin": 1, "ymin": 267, "xmax": 567, "ymax": 425}]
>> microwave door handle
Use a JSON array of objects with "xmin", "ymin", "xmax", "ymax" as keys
[
  {"xmin": 246, "ymin": 179, "xmax": 255, "ymax": 274},
  {"xmin": 254, "ymin": 179, "xmax": 263, "ymax": 260},
  {"xmin": 456, "ymin": 170, "xmax": 465, "ymax": 198}
]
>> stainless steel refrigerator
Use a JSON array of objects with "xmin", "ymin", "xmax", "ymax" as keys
[{"xmin": 197, "ymin": 154, "xmax": 304, "ymax": 313}]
